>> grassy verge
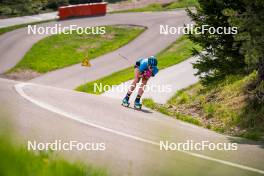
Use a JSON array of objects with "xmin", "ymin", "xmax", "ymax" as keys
[
  {"xmin": 9, "ymin": 25, "xmax": 145, "ymax": 74},
  {"xmin": 143, "ymin": 98, "xmax": 202, "ymax": 126},
  {"xmin": 0, "ymin": 133, "xmax": 106, "ymax": 176},
  {"xmin": 76, "ymin": 35, "xmax": 202, "ymax": 94},
  {"xmin": 143, "ymin": 72, "xmax": 264, "ymax": 141},
  {"xmin": 0, "ymin": 20, "xmax": 54, "ymax": 36},
  {"xmin": 112, "ymin": 0, "xmax": 199, "ymax": 13}
]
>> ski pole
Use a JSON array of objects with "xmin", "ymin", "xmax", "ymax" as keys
[{"xmin": 119, "ymin": 53, "xmax": 134, "ymax": 65}]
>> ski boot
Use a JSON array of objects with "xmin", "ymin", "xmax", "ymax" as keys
[
  {"xmin": 134, "ymin": 101, "xmax": 142, "ymax": 109},
  {"xmin": 122, "ymin": 97, "xmax": 130, "ymax": 107}
]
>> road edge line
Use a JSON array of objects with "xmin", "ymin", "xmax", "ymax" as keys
[{"xmin": 14, "ymin": 82, "xmax": 264, "ymax": 175}]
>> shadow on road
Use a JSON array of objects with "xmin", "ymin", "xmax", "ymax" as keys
[{"xmin": 124, "ymin": 106, "xmax": 153, "ymax": 114}]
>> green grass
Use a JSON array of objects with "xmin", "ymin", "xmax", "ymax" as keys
[
  {"xmin": 143, "ymin": 98, "xmax": 202, "ymax": 126},
  {"xmin": 112, "ymin": 0, "xmax": 199, "ymax": 13},
  {"xmin": 76, "ymin": 35, "xmax": 202, "ymax": 94},
  {"xmin": 0, "ymin": 20, "xmax": 54, "ymax": 36},
  {"xmin": 0, "ymin": 0, "xmax": 196, "ymax": 35},
  {"xmin": 9, "ymin": 25, "xmax": 145, "ymax": 73},
  {"xmin": 144, "ymin": 72, "xmax": 264, "ymax": 141},
  {"xmin": 0, "ymin": 135, "xmax": 106, "ymax": 176}
]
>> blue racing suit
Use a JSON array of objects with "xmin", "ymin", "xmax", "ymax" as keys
[{"xmin": 135, "ymin": 58, "xmax": 158, "ymax": 76}]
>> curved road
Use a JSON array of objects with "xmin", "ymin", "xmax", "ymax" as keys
[
  {"xmin": 0, "ymin": 79, "xmax": 264, "ymax": 176},
  {"xmin": 0, "ymin": 11, "xmax": 264, "ymax": 176},
  {"xmin": 0, "ymin": 11, "xmax": 190, "ymax": 89}
]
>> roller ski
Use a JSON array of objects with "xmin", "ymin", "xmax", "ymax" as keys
[
  {"xmin": 121, "ymin": 56, "xmax": 158, "ymax": 111},
  {"xmin": 134, "ymin": 100, "xmax": 142, "ymax": 110},
  {"xmin": 121, "ymin": 97, "xmax": 130, "ymax": 107},
  {"xmin": 121, "ymin": 97, "xmax": 142, "ymax": 110}
]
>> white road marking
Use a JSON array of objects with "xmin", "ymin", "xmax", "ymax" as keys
[{"xmin": 15, "ymin": 82, "xmax": 264, "ymax": 175}]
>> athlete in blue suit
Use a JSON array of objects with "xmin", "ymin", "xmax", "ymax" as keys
[{"xmin": 122, "ymin": 56, "xmax": 159, "ymax": 108}]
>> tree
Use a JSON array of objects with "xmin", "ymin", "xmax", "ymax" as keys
[
  {"xmin": 46, "ymin": 0, "xmax": 69, "ymax": 9},
  {"xmin": 226, "ymin": 0, "xmax": 264, "ymax": 83},
  {"xmin": 187, "ymin": 0, "xmax": 264, "ymax": 101},
  {"xmin": 0, "ymin": 0, "xmax": 47, "ymax": 16},
  {"xmin": 186, "ymin": 0, "xmax": 246, "ymax": 85},
  {"xmin": 226, "ymin": 0, "xmax": 264, "ymax": 102}
]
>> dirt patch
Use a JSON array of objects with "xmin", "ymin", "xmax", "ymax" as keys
[
  {"xmin": 76, "ymin": 43, "xmax": 101, "ymax": 52},
  {"xmin": 164, "ymin": 103, "xmax": 230, "ymax": 133},
  {"xmin": 101, "ymin": 31, "xmax": 115, "ymax": 40},
  {"xmin": 1, "ymin": 69, "xmax": 42, "ymax": 81}
]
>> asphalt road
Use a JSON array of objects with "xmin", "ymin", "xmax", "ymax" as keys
[
  {"xmin": 103, "ymin": 56, "xmax": 199, "ymax": 104},
  {"xmin": 0, "ymin": 0, "xmax": 175, "ymax": 28},
  {"xmin": 0, "ymin": 12, "xmax": 57, "ymax": 28},
  {"xmin": 1, "ymin": 78, "xmax": 264, "ymax": 176},
  {"xmin": 0, "ymin": 10, "xmax": 264, "ymax": 176},
  {"xmin": 0, "ymin": 11, "xmax": 191, "ymax": 89}
]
